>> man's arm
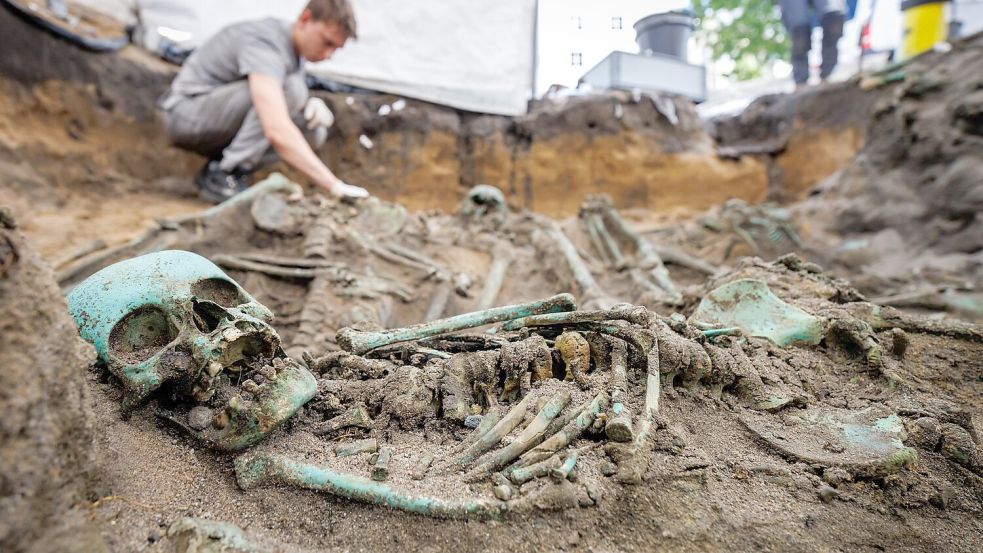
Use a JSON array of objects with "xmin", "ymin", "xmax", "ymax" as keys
[{"xmin": 248, "ymin": 73, "xmax": 366, "ymax": 197}]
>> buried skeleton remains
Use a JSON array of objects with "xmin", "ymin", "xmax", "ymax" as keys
[{"xmin": 65, "ymin": 244, "xmax": 981, "ymax": 521}]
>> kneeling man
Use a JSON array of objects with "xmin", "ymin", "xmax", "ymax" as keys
[{"xmin": 159, "ymin": 0, "xmax": 368, "ymax": 202}]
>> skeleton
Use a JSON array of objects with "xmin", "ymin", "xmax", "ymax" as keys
[
  {"xmin": 579, "ymin": 195, "xmax": 681, "ymax": 305},
  {"xmin": 703, "ymin": 198, "xmax": 804, "ymax": 260},
  {"xmin": 64, "ymin": 181, "xmax": 980, "ymax": 525}
]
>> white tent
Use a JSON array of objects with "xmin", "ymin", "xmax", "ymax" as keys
[{"xmin": 85, "ymin": 0, "xmax": 537, "ymax": 116}]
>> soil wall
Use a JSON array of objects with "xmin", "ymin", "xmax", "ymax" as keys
[
  {"xmin": 712, "ymin": 83, "xmax": 878, "ymax": 202},
  {"xmin": 0, "ymin": 211, "xmax": 103, "ymax": 553},
  {"xmin": 311, "ymin": 91, "xmax": 767, "ymax": 216}
]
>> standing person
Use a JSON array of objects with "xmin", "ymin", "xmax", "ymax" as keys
[
  {"xmin": 779, "ymin": 0, "xmax": 847, "ymax": 87},
  {"xmin": 159, "ymin": 0, "xmax": 369, "ymax": 203}
]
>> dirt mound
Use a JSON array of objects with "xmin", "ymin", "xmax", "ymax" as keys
[
  {"xmin": 711, "ymin": 81, "xmax": 878, "ymax": 203},
  {"xmin": 794, "ymin": 33, "xmax": 983, "ymax": 315},
  {"xmin": 0, "ymin": 209, "xmax": 105, "ymax": 552}
]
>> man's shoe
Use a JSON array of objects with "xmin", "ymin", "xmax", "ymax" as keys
[{"xmin": 195, "ymin": 161, "xmax": 249, "ymax": 204}]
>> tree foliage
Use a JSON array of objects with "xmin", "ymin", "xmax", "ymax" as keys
[{"xmin": 690, "ymin": 0, "xmax": 789, "ymax": 81}]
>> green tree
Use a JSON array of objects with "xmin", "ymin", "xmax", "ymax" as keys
[{"xmin": 690, "ymin": 0, "xmax": 789, "ymax": 81}]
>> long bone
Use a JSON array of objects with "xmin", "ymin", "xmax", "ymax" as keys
[
  {"xmin": 597, "ymin": 201, "xmax": 680, "ymax": 302},
  {"xmin": 335, "ymin": 438, "xmax": 378, "ymax": 458},
  {"xmin": 464, "ymin": 392, "xmax": 571, "ymax": 480},
  {"xmin": 446, "ymin": 393, "xmax": 537, "ymax": 469},
  {"xmin": 614, "ymin": 349, "xmax": 661, "ymax": 484},
  {"xmin": 653, "ymin": 245, "xmax": 719, "ymax": 276},
  {"xmin": 588, "ymin": 213, "xmax": 626, "ymax": 269},
  {"xmin": 337, "ymin": 294, "xmax": 577, "ymax": 355},
  {"xmin": 223, "ymin": 252, "xmax": 342, "ymax": 269},
  {"xmin": 370, "ymin": 447, "xmax": 392, "ymax": 481},
  {"xmin": 510, "ymin": 453, "xmax": 563, "ymax": 484},
  {"xmin": 235, "ymin": 453, "xmax": 506, "ymax": 520},
  {"xmin": 583, "ymin": 212, "xmax": 611, "ymax": 266},
  {"xmin": 446, "ymin": 406, "xmax": 504, "ymax": 457},
  {"xmin": 517, "ymin": 393, "xmax": 608, "ymax": 467},
  {"xmin": 411, "ymin": 452, "xmax": 435, "ymax": 480},
  {"xmin": 502, "ymin": 305, "xmax": 654, "ymax": 331},
  {"xmin": 532, "ymin": 226, "xmax": 615, "ymax": 309},
  {"xmin": 604, "ymin": 338, "xmax": 634, "ymax": 443},
  {"xmin": 212, "ymin": 254, "xmax": 328, "ymax": 279},
  {"xmin": 477, "ymin": 244, "xmax": 512, "ymax": 310},
  {"xmin": 423, "ymin": 276, "xmax": 453, "ymax": 321}
]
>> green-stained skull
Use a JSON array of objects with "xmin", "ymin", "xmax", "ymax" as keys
[{"xmin": 68, "ymin": 250, "xmax": 316, "ymax": 451}]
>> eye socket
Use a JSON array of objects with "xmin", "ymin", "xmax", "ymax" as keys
[
  {"xmin": 191, "ymin": 278, "xmax": 244, "ymax": 307},
  {"xmin": 109, "ymin": 306, "xmax": 178, "ymax": 364}
]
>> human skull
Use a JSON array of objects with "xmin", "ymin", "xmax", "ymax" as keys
[
  {"xmin": 459, "ymin": 184, "xmax": 507, "ymax": 224},
  {"xmin": 68, "ymin": 250, "xmax": 316, "ymax": 450}
]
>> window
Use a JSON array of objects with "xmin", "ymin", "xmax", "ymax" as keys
[
  {"xmin": 611, "ymin": 16, "xmax": 623, "ymax": 30},
  {"xmin": 571, "ymin": 52, "xmax": 583, "ymax": 66},
  {"xmin": 571, "ymin": 16, "xmax": 582, "ymax": 30}
]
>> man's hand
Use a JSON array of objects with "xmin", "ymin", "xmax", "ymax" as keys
[
  {"xmin": 303, "ymin": 97, "xmax": 334, "ymax": 130},
  {"xmin": 325, "ymin": 180, "xmax": 369, "ymax": 199},
  {"xmin": 249, "ymin": 74, "xmax": 370, "ymax": 198}
]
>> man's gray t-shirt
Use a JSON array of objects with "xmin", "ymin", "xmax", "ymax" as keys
[{"xmin": 160, "ymin": 18, "xmax": 302, "ymax": 109}]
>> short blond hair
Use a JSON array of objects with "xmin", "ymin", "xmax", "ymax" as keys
[{"xmin": 306, "ymin": 0, "xmax": 358, "ymax": 39}]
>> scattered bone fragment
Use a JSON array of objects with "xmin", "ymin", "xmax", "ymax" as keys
[
  {"xmin": 167, "ymin": 517, "xmax": 268, "ymax": 553},
  {"xmin": 939, "ymin": 423, "xmax": 979, "ymax": 467},
  {"xmin": 511, "ymin": 453, "xmax": 563, "ymax": 484},
  {"xmin": 492, "ymin": 484, "xmax": 513, "ymax": 501},
  {"xmin": 371, "ymin": 447, "xmax": 392, "ymax": 481},
  {"xmin": 314, "ymin": 406, "xmax": 373, "ymax": 435},
  {"xmin": 335, "ymin": 438, "xmax": 379, "ymax": 458},
  {"xmin": 549, "ymin": 451, "xmax": 578, "ymax": 482},
  {"xmin": 890, "ymin": 328, "xmax": 909, "ymax": 358},
  {"xmin": 411, "ymin": 452, "xmax": 435, "ymax": 481}
]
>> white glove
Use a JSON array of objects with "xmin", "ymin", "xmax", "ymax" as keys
[
  {"xmin": 329, "ymin": 180, "xmax": 369, "ymax": 199},
  {"xmin": 303, "ymin": 97, "xmax": 334, "ymax": 130}
]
